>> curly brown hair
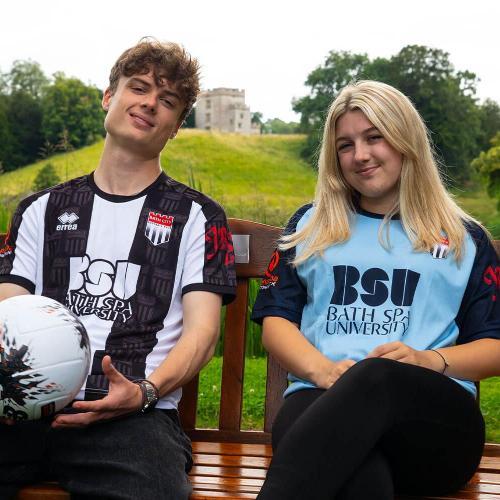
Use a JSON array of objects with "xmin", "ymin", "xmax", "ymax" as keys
[{"xmin": 108, "ymin": 38, "xmax": 200, "ymax": 122}]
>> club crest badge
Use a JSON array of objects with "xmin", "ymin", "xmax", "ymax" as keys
[
  {"xmin": 431, "ymin": 237, "xmax": 449, "ymax": 259},
  {"xmin": 145, "ymin": 211, "xmax": 174, "ymax": 246}
]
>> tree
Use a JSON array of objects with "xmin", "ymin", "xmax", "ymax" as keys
[
  {"xmin": 293, "ymin": 51, "xmax": 370, "ymax": 124},
  {"xmin": 32, "ymin": 162, "xmax": 61, "ymax": 192},
  {"xmin": 0, "ymin": 60, "xmax": 48, "ymax": 170},
  {"xmin": 0, "ymin": 95, "xmax": 15, "ymax": 170},
  {"xmin": 375, "ymin": 45, "xmax": 482, "ymax": 181},
  {"xmin": 42, "ymin": 73, "xmax": 104, "ymax": 149},
  {"xmin": 472, "ymin": 133, "xmax": 500, "ymax": 210},
  {"xmin": 263, "ymin": 118, "xmax": 299, "ymax": 134},
  {"xmin": 0, "ymin": 70, "xmax": 8, "ymax": 95},
  {"xmin": 5, "ymin": 91, "xmax": 44, "ymax": 168},
  {"xmin": 478, "ymin": 99, "xmax": 500, "ymax": 153},
  {"xmin": 250, "ymin": 112, "xmax": 263, "ymax": 133},
  {"xmin": 293, "ymin": 52, "xmax": 370, "ymax": 162},
  {"xmin": 293, "ymin": 45, "xmax": 486, "ymax": 181},
  {"xmin": 182, "ymin": 109, "xmax": 195, "ymax": 128},
  {"xmin": 252, "ymin": 112, "xmax": 263, "ymax": 125},
  {"xmin": 7, "ymin": 60, "xmax": 49, "ymax": 99}
]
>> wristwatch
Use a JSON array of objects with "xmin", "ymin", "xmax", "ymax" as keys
[{"xmin": 134, "ymin": 379, "xmax": 160, "ymax": 413}]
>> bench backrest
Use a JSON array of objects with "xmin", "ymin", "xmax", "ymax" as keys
[{"xmin": 179, "ymin": 219, "xmax": 286, "ymax": 444}]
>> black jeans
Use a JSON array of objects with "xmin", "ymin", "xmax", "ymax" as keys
[
  {"xmin": 258, "ymin": 358, "xmax": 485, "ymax": 500},
  {"xmin": 0, "ymin": 409, "xmax": 192, "ymax": 500}
]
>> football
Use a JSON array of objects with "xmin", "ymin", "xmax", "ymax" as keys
[{"xmin": 0, "ymin": 295, "xmax": 91, "ymax": 421}]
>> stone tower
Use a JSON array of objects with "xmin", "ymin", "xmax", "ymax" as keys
[{"xmin": 195, "ymin": 88, "xmax": 259, "ymax": 134}]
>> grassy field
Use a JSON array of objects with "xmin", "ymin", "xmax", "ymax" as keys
[
  {"xmin": 453, "ymin": 186, "xmax": 500, "ymax": 238},
  {"xmin": 197, "ymin": 356, "xmax": 267, "ymax": 430},
  {"xmin": 0, "ymin": 129, "xmax": 317, "ymax": 230},
  {"xmin": 198, "ymin": 356, "xmax": 500, "ymax": 443}
]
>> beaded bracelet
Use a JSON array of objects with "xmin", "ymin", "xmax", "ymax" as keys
[{"xmin": 430, "ymin": 349, "xmax": 449, "ymax": 374}]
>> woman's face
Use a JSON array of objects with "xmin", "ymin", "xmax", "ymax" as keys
[{"xmin": 335, "ymin": 110, "xmax": 403, "ymax": 214}]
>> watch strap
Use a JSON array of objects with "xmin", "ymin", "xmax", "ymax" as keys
[{"xmin": 133, "ymin": 379, "xmax": 160, "ymax": 413}]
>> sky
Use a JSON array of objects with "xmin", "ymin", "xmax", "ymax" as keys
[{"xmin": 1, "ymin": 0, "xmax": 498, "ymax": 122}]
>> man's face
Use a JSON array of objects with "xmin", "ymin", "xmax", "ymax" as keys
[{"xmin": 102, "ymin": 70, "xmax": 185, "ymax": 159}]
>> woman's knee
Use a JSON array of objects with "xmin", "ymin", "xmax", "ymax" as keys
[{"xmin": 340, "ymin": 357, "xmax": 403, "ymax": 386}]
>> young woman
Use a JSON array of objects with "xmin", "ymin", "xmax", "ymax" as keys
[{"xmin": 252, "ymin": 80, "xmax": 500, "ymax": 500}]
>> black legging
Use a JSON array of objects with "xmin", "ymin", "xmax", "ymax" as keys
[{"xmin": 258, "ymin": 358, "xmax": 485, "ymax": 500}]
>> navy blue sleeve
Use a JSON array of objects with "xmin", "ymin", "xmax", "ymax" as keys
[
  {"xmin": 455, "ymin": 224, "xmax": 500, "ymax": 343},
  {"xmin": 251, "ymin": 205, "xmax": 311, "ymax": 325}
]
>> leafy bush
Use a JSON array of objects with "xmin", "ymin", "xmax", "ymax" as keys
[
  {"xmin": 472, "ymin": 132, "xmax": 500, "ymax": 210},
  {"xmin": 32, "ymin": 162, "xmax": 60, "ymax": 192}
]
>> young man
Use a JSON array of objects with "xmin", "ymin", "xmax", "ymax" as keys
[{"xmin": 0, "ymin": 39, "xmax": 236, "ymax": 499}]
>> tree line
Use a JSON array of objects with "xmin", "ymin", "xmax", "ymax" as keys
[
  {"xmin": 0, "ymin": 60, "xmax": 104, "ymax": 172},
  {"xmin": 1, "ymin": 48, "xmax": 498, "ymax": 203},
  {"xmin": 293, "ymin": 45, "xmax": 500, "ymax": 187}
]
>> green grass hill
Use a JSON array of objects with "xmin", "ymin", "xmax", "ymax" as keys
[
  {"xmin": 0, "ymin": 130, "xmax": 316, "ymax": 229},
  {"xmin": 0, "ymin": 129, "xmax": 498, "ymax": 237}
]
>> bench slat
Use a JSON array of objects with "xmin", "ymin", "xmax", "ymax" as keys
[
  {"xmin": 193, "ymin": 453, "xmax": 271, "ymax": 469},
  {"xmin": 191, "ymin": 480, "xmax": 261, "ymax": 493},
  {"xmin": 484, "ymin": 444, "xmax": 500, "ymax": 457},
  {"xmin": 179, "ymin": 374, "xmax": 199, "ymax": 429},
  {"xmin": 17, "ymin": 484, "xmax": 69, "ymax": 500},
  {"xmin": 190, "ymin": 466, "xmax": 268, "ymax": 480},
  {"xmin": 400, "ymin": 494, "xmax": 498, "ymax": 500},
  {"xmin": 188, "ymin": 429, "xmax": 272, "ymax": 444},
  {"xmin": 264, "ymin": 353, "xmax": 288, "ymax": 433},
  {"xmin": 191, "ymin": 492, "xmax": 257, "ymax": 499},
  {"xmin": 219, "ymin": 279, "xmax": 249, "ymax": 432},
  {"xmin": 473, "ymin": 472, "xmax": 500, "ymax": 483},
  {"xmin": 193, "ymin": 442, "xmax": 272, "ymax": 457}
]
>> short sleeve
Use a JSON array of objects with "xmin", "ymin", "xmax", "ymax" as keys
[
  {"xmin": 251, "ymin": 205, "xmax": 311, "ymax": 325},
  {"xmin": 181, "ymin": 202, "xmax": 236, "ymax": 305},
  {"xmin": 455, "ymin": 224, "xmax": 500, "ymax": 343},
  {"xmin": 0, "ymin": 196, "xmax": 42, "ymax": 294}
]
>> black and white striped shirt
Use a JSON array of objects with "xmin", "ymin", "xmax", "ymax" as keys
[{"xmin": 0, "ymin": 172, "xmax": 237, "ymax": 409}]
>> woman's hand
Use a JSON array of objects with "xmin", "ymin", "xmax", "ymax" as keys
[
  {"xmin": 365, "ymin": 341, "xmax": 443, "ymax": 372},
  {"xmin": 312, "ymin": 358, "xmax": 356, "ymax": 389}
]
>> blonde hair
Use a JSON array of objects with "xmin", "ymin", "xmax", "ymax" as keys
[{"xmin": 282, "ymin": 80, "xmax": 485, "ymax": 263}]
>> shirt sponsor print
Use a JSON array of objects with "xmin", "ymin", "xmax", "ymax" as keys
[
  {"xmin": 326, "ymin": 266, "xmax": 420, "ymax": 337},
  {"xmin": 66, "ymin": 255, "xmax": 141, "ymax": 322}
]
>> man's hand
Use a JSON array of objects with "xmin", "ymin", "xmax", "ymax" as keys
[
  {"xmin": 365, "ymin": 341, "xmax": 442, "ymax": 371},
  {"xmin": 51, "ymin": 355, "xmax": 143, "ymax": 429},
  {"xmin": 313, "ymin": 359, "xmax": 356, "ymax": 390}
]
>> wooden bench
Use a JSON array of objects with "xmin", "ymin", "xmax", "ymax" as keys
[{"xmin": 3, "ymin": 221, "xmax": 499, "ymax": 499}]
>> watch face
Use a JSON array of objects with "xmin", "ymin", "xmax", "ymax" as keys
[{"xmin": 142, "ymin": 380, "xmax": 159, "ymax": 412}]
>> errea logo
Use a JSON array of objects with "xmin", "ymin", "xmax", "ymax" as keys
[{"xmin": 57, "ymin": 212, "xmax": 79, "ymax": 231}]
